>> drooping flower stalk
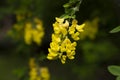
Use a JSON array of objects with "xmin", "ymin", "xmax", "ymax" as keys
[{"xmin": 47, "ymin": 18, "xmax": 85, "ymax": 64}]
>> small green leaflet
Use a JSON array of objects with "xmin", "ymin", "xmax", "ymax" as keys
[
  {"xmin": 62, "ymin": 0, "xmax": 82, "ymax": 19},
  {"xmin": 117, "ymin": 76, "xmax": 120, "ymax": 80},
  {"xmin": 110, "ymin": 26, "xmax": 120, "ymax": 33},
  {"xmin": 108, "ymin": 65, "xmax": 120, "ymax": 76}
]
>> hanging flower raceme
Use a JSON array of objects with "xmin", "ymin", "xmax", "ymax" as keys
[
  {"xmin": 8, "ymin": 13, "xmax": 44, "ymax": 46},
  {"xmin": 24, "ymin": 18, "xmax": 44, "ymax": 45},
  {"xmin": 29, "ymin": 58, "xmax": 50, "ymax": 80},
  {"xmin": 47, "ymin": 17, "xmax": 85, "ymax": 64}
]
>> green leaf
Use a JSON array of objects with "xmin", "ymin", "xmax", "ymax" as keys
[
  {"xmin": 62, "ymin": 0, "xmax": 82, "ymax": 19},
  {"xmin": 110, "ymin": 26, "xmax": 120, "ymax": 33},
  {"xmin": 63, "ymin": 3, "xmax": 71, "ymax": 8},
  {"xmin": 117, "ymin": 76, "xmax": 120, "ymax": 80},
  {"xmin": 60, "ymin": 14, "xmax": 76, "ymax": 19},
  {"xmin": 108, "ymin": 65, "xmax": 120, "ymax": 76}
]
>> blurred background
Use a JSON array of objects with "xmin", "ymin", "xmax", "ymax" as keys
[{"xmin": 0, "ymin": 0, "xmax": 120, "ymax": 80}]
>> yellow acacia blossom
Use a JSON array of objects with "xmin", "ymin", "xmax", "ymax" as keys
[
  {"xmin": 8, "ymin": 14, "xmax": 44, "ymax": 45},
  {"xmin": 29, "ymin": 58, "xmax": 50, "ymax": 80},
  {"xmin": 24, "ymin": 18, "xmax": 44, "ymax": 45},
  {"xmin": 47, "ymin": 17, "xmax": 85, "ymax": 64},
  {"xmin": 40, "ymin": 67, "xmax": 50, "ymax": 80},
  {"xmin": 69, "ymin": 19, "xmax": 85, "ymax": 40}
]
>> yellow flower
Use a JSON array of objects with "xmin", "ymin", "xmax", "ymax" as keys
[
  {"xmin": 53, "ymin": 22, "xmax": 61, "ymax": 34},
  {"xmin": 62, "ymin": 20, "xmax": 69, "ymax": 28},
  {"xmin": 60, "ymin": 27, "xmax": 68, "ymax": 36},
  {"xmin": 60, "ymin": 42, "xmax": 66, "ymax": 52},
  {"xmin": 29, "ymin": 68, "xmax": 37, "ymax": 77},
  {"xmin": 61, "ymin": 55, "xmax": 67, "ymax": 64},
  {"xmin": 47, "ymin": 17, "xmax": 85, "ymax": 64},
  {"xmin": 71, "ymin": 32, "xmax": 80, "ymax": 40},
  {"xmin": 53, "ymin": 18, "xmax": 69, "ymax": 36},
  {"xmin": 76, "ymin": 23, "xmax": 85, "ymax": 32},
  {"xmin": 36, "ymin": 24, "xmax": 43, "ymax": 31},
  {"xmin": 24, "ymin": 22, "xmax": 32, "ymax": 45},
  {"xmin": 68, "ymin": 25, "xmax": 76, "ymax": 34},
  {"xmin": 67, "ymin": 51, "xmax": 75, "ymax": 59},
  {"xmin": 50, "ymin": 42, "xmax": 60, "ymax": 51},
  {"xmin": 29, "ymin": 58, "xmax": 50, "ymax": 80},
  {"xmin": 69, "ymin": 19, "xmax": 85, "ymax": 41},
  {"xmin": 63, "ymin": 37, "xmax": 71, "ymax": 53},
  {"xmin": 32, "ymin": 28, "xmax": 44, "ymax": 45},
  {"xmin": 72, "ymin": 19, "xmax": 78, "ymax": 24},
  {"xmin": 24, "ymin": 18, "xmax": 44, "ymax": 45},
  {"xmin": 52, "ymin": 34, "xmax": 61, "ymax": 43},
  {"xmin": 60, "ymin": 37, "xmax": 77, "ymax": 63},
  {"xmin": 55, "ymin": 17, "xmax": 64, "ymax": 23},
  {"xmin": 40, "ymin": 67, "xmax": 50, "ymax": 80},
  {"xmin": 47, "ymin": 48, "xmax": 58, "ymax": 60}
]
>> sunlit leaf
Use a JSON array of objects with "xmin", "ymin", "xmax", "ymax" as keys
[
  {"xmin": 63, "ymin": 3, "xmax": 71, "ymax": 8},
  {"xmin": 117, "ymin": 76, "xmax": 120, "ymax": 80},
  {"xmin": 110, "ymin": 26, "xmax": 120, "ymax": 33},
  {"xmin": 108, "ymin": 65, "xmax": 120, "ymax": 76}
]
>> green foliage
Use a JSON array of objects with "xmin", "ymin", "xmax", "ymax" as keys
[
  {"xmin": 108, "ymin": 66, "xmax": 120, "ymax": 76},
  {"xmin": 116, "ymin": 76, "xmax": 120, "ymax": 80},
  {"xmin": 117, "ymin": 76, "xmax": 120, "ymax": 80},
  {"xmin": 0, "ymin": 0, "xmax": 45, "ymax": 19},
  {"xmin": 72, "ymin": 40, "xmax": 119, "ymax": 80},
  {"xmin": 110, "ymin": 26, "xmax": 120, "ymax": 33},
  {"xmin": 108, "ymin": 66, "xmax": 120, "ymax": 80},
  {"xmin": 82, "ymin": 41, "xmax": 118, "ymax": 63},
  {"xmin": 61, "ymin": 0, "xmax": 82, "ymax": 19}
]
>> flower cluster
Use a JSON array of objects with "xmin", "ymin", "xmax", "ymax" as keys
[
  {"xmin": 24, "ymin": 18, "xmax": 44, "ymax": 45},
  {"xmin": 47, "ymin": 17, "xmax": 85, "ymax": 64},
  {"xmin": 8, "ymin": 14, "xmax": 44, "ymax": 45},
  {"xmin": 29, "ymin": 58, "xmax": 50, "ymax": 80}
]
